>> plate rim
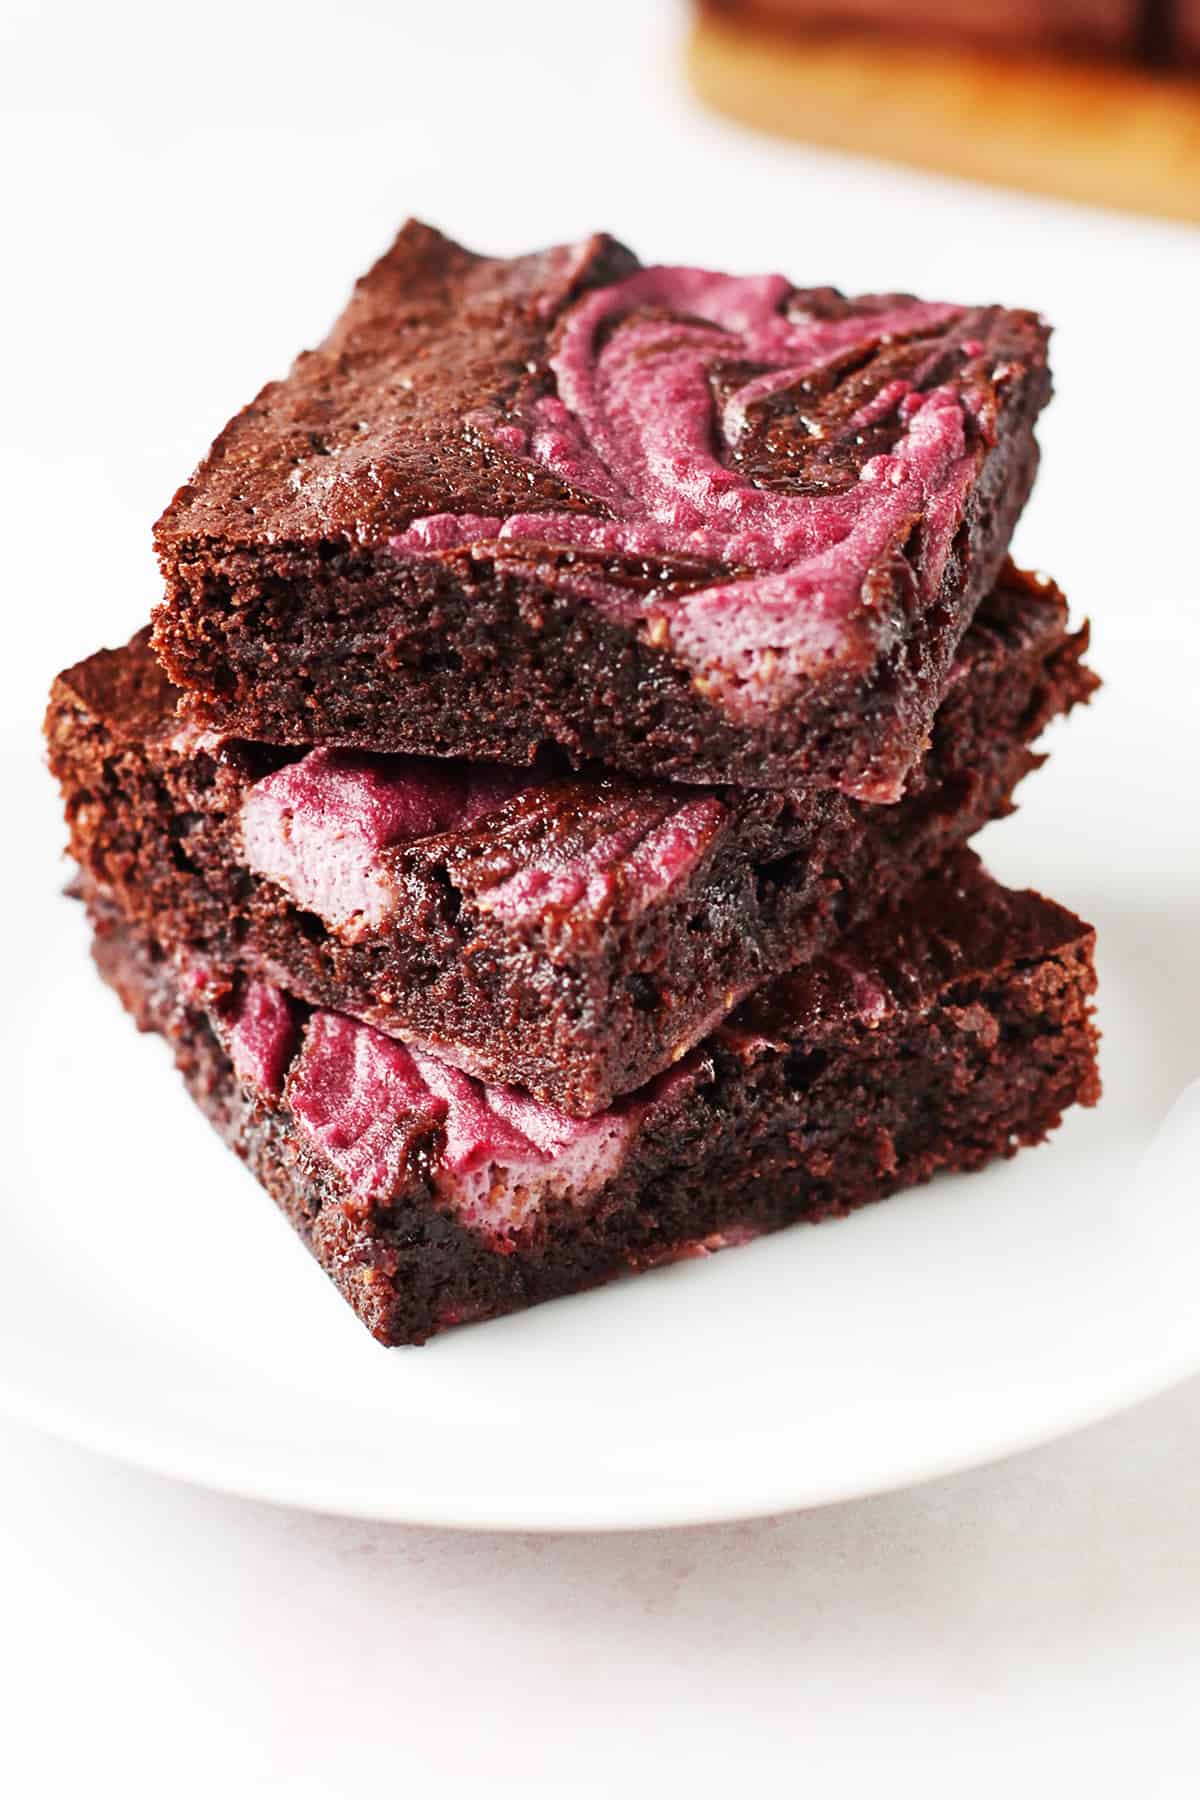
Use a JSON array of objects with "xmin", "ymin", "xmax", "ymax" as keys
[{"xmin": 3, "ymin": 1358, "xmax": 1197, "ymax": 1531}]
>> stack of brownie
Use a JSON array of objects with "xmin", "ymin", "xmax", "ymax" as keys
[{"xmin": 46, "ymin": 221, "xmax": 1100, "ymax": 1345}]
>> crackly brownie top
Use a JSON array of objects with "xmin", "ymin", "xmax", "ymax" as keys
[
  {"xmin": 239, "ymin": 749, "xmax": 732, "ymax": 939},
  {"xmin": 156, "ymin": 220, "xmax": 1048, "ymax": 705},
  {"xmin": 730, "ymin": 848, "xmax": 1093, "ymax": 1052}
]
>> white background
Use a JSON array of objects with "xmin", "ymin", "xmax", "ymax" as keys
[{"xmin": 3, "ymin": 1, "xmax": 1199, "ymax": 1793}]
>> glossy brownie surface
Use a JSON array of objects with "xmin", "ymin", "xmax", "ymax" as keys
[{"xmin": 153, "ymin": 220, "xmax": 1050, "ymax": 796}]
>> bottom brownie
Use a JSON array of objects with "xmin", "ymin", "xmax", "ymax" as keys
[{"xmin": 88, "ymin": 850, "xmax": 1099, "ymax": 1346}]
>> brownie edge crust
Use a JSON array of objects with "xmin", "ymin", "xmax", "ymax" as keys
[
  {"xmin": 88, "ymin": 853, "xmax": 1099, "ymax": 1346},
  {"xmin": 152, "ymin": 219, "xmax": 1050, "ymax": 798}
]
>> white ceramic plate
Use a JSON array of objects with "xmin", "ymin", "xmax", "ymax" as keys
[
  {"xmin": 4, "ymin": 616, "xmax": 1198, "ymax": 1530},
  {"xmin": 6, "ymin": 147, "xmax": 1199, "ymax": 1528}
]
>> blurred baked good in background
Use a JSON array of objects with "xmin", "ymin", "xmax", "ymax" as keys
[{"xmin": 689, "ymin": 1, "xmax": 1200, "ymax": 222}]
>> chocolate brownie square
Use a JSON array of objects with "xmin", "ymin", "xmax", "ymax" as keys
[
  {"xmin": 152, "ymin": 220, "xmax": 1050, "ymax": 797},
  {"xmin": 87, "ymin": 851, "xmax": 1099, "ymax": 1344},
  {"xmin": 48, "ymin": 568, "xmax": 1094, "ymax": 1113}
]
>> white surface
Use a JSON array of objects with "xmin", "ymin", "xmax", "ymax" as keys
[
  {"xmin": 2, "ymin": 1383, "xmax": 1200, "ymax": 1800},
  {"xmin": 3, "ymin": 0, "xmax": 1199, "ymax": 1782}
]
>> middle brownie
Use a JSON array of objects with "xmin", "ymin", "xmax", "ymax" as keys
[{"xmin": 47, "ymin": 565, "xmax": 1093, "ymax": 1116}]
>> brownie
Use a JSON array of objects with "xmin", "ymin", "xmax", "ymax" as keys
[
  {"xmin": 1176, "ymin": 0, "xmax": 1200, "ymax": 58},
  {"xmin": 86, "ymin": 851, "xmax": 1100, "ymax": 1345},
  {"xmin": 152, "ymin": 219, "xmax": 1051, "ymax": 799},
  {"xmin": 48, "ymin": 568, "xmax": 1095, "ymax": 1115},
  {"xmin": 697, "ymin": 1, "xmax": 1142, "ymax": 57},
  {"xmin": 697, "ymin": 0, "xmax": 1200, "ymax": 62}
]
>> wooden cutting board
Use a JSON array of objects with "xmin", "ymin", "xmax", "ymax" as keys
[{"xmin": 688, "ymin": 11, "xmax": 1200, "ymax": 224}]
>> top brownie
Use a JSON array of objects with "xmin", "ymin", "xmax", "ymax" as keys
[{"xmin": 154, "ymin": 220, "xmax": 1050, "ymax": 795}]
